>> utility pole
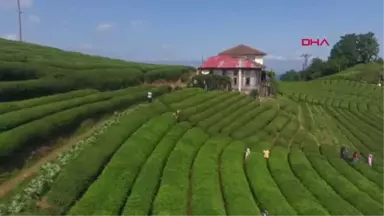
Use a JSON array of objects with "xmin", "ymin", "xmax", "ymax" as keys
[
  {"xmin": 17, "ymin": 0, "xmax": 23, "ymax": 42},
  {"xmin": 300, "ymin": 53, "xmax": 311, "ymax": 70}
]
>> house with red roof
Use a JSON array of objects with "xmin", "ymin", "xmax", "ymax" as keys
[{"xmin": 198, "ymin": 44, "xmax": 267, "ymax": 92}]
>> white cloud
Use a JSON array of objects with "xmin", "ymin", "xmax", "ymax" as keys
[
  {"xmin": 1, "ymin": 33, "xmax": 17, "ymax": 40},
  {"xmin": 265, "ymin": 55, "xmax": 287, "ymax": 61},
  {"xmin": 96, "ymin": 22, "xmax": 114, "ymax": 32},
  {"xmin": 129, "ymin": 19, "xmax": 144, "ymax": 27},
  {"xmin": 0, "ymin": 0, "xmax": 33, "ymax": 8},
  {"xmin": 28, "ymin": 14, "xmax": 40, "ymax": 23}
]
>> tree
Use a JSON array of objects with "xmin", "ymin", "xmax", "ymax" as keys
[
  {"xmin": 280, "ymin": 69, "xmax": 301, "ymax": 81},
  {"xmin": 329, "ymin": 32, "xmax": 379, "ymax": 66},
  {"xmin": 357, "ymin": 32, "xmax": 380, "ymax": 63}
]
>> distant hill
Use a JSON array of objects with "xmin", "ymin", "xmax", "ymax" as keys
[
  {"xmin": 0, "ymin": 39, "xmax": 193, "ymax": 101},
  {"xmin": 316, "ymin": 62, "xmax": 383, "ymax": 84}
]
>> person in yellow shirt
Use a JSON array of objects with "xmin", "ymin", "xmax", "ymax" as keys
[{"xmin": 263, "ymin": 149, "xmax": 270, "ymax": 159}]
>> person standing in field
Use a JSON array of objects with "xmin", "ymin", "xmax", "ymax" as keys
[
  {"xmin": 368, "ymin": 154, "xmax": 373, "ymax": 166},
  {"xmin": 245, "ymin": 147, "xmax": 251, "ymax": 161},
  {"xmin": 147, "ymin": 91, "xmax": 153, "ymax": 103},
  {"xmin": 263, "ymin": 149, "xmax": 270, "ymax": 160},
  {"xmin": 352, "ymin": 152, "xmax": 359, "ymax": 164},
  {"xmin": 340, "ymin": 146, "xmax": 348, "ymax": 160},
  {"xmin": 261, "ymin": 208, "xmax": 269, "ymax": 216},
  {"xmin": 173, "ymin": 110, "xmax": 181, "ymax": 122}
]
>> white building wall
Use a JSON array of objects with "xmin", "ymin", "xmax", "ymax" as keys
[{"xmin": 254, "ymin": 56, "xmax": 264, "ymax": 65}]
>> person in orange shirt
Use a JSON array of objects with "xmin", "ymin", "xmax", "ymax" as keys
[{"xmin": 263, "ymin": 149, "xmax": 270, "ymax": 159}]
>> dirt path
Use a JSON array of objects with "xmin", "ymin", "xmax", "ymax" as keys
[{"xmin": 0, "ymin": 121, "xmax": 104, "ymax": 198}]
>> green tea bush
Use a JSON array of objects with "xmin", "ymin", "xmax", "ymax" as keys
[
  {"xmin": 0, "ymin": 86, "xmax": 170, "ymax": 157},
  {"xmin": 289, "ymin": 148, "xmax": 362, "ymax": 215},
  {"xmin": 269, "ymin": 146, "xmax": 329, "ymax": 215},
  {"xmin": 221, "ymin": 141, "xmax": 260, "ymax": 215},
  {"xmin": 44, "ymin": 101, "xmax": 169, "ymax": 214},
  {"xmin": 152, "ymin": 128, "xmax": 209, "ymax": 215},
  {"xmin": 245, "ymin": 143, "xmax": 297, "ymax": 215},
  {"xmin": 122, "ymin": 122, "xmax": 191, "ymax": 215},
  {"xmin": 0, "ymin": 86, "xmax": 151, "ymax": 131},
  {"xmin": 207, "ymin": 101, "xmax": 259, "ymax": 135},
  {"xmin": 198, "ymin": 96, "xmax": 251, "ymax": 129},
  {"xmin": 190, "ymin": 136, "xmax": 231, "ymax": 215},
  {"xmin": 68, "ymin": 113, "xmax": 175, "ymax": 215},
  {"xmin": 0, "ymin": 89, "xmax": 99, "ymax": 114}
]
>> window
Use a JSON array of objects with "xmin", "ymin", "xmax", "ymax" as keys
[
  {"xmin": 245, "ymin": 77, "xmax": 250, "ymax": 86},
  {"xmin": 233, "ymin": 77, "xmax": 237, "ymax": 85},
  {"xmin": 234, "ymin": 71, "xmax": 238, "ymax": 76}
]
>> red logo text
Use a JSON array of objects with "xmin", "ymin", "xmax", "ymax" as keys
[{"xmin": 301, "ymin": 38, "xmax": 330, "ymax": 47}]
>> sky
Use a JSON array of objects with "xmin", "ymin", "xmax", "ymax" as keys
[{"xmin": 0, "ymin": 0, "xmax": 383, "ymax": 72}]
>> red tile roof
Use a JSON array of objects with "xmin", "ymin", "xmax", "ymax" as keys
[
  {"xmin": 199, "ymin": 55, "xmax": 264, "ymax": 69},
  {"xmin": 219, "ymin": 44, "xmax": 266, "ymax": 56}
]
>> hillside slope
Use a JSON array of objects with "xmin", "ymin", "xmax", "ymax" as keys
[
  {"xmin": 0, "ymin": 39, "xmax": 193, "ymax": 101},
  {"xmin": 316, "ymin": 63, "xmax": 383, "ymax": 84}
]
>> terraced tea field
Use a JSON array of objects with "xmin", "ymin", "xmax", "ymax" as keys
[{"xmin": 0, "ymin": 80, "xmax": 383, "ymax": 215}]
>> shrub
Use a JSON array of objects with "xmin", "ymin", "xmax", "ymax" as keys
[{"xmin": 187, "ymin": 74, "xmax": 231, "ymax": 91}]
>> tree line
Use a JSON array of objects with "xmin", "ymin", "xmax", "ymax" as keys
[{"xmin": 280, "ymin": 32, "xmax": 382, "ymax": 81}]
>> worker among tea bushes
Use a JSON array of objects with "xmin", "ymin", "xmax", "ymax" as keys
[
  {"xmin": 261, "ymin": 208, "xmax": 269, "ymax": 216},
  {"xmin": 368, "ymin": 154, "xmax": 373, "ymax": 166},
  {"xmin": 147, "ymin": 91, "xmax": 153, "ymax": 103},
  {"xmin": 263, "ymin": 149, "xmax": 270, "ymax": 159},
  {"xmin": 245, "ymin": 147, "xmax": 251, "ymax": 161},
  {"xmin": 352, "ymin": 151, "xmax": 359, "ymax": 163},
  {"xmin": 173, "ymin": 110, "xmax": 181, "ymax": 122},
  {"xmin": 340, "ymin": 146, "xmax": 348, "ymax": 160}
]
